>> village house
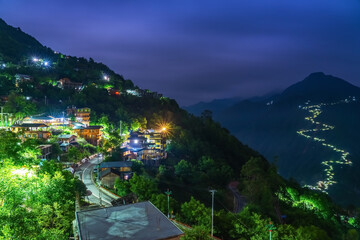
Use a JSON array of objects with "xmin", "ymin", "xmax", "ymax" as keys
[
  {"xmin": 107, "ymin": 88, "xmax": 121, "ymax": 96},
  {"xmin": 67, "ymin": 106, "xmax": 91, "ymax": 126},
  {"xmin": 15, "ymin": 74, "xmax": 33, "ymax": 86},
  {"xmin": 98, "ymin": 161, "xmax": 133, "ymax": 188},
  {"xmin": 73, "ymin": 125, "xmax": 102, "ymax": 146},
  {"xmin": 11, "ymin": 123, "xmax": 51, "ymax": 140},
  {"xmin": 22, "ymin": 115, "xmax": 69, "ymax": 127},
  {"xmin": 58, "ymin": 134, "xmax": 77, "ymax": 151},
  {"xmin": 38, "ymin": 144, "xmax": 52, "ymax": 159},
  {"xmin": 57, "ymin": 78, "xmax": 83, "ymax": 91},
  {"xmin": 122, "ymin": 130, "xmax": 166, "ymax": 166}
]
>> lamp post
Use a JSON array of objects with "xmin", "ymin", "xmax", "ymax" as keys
[
  {"xmin": 267, "ymin": 222, "xmax": 276, "ymax": 240},
  {"xmin": 209, "ymin": 189, "xmax": 216, "ymax": 237},
  {"xmin": 165, "ymin": 189, "xmax": 172, "ymax": 218}
]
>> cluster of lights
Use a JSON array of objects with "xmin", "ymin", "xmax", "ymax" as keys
[
  {"xmin": 298, "ymin": 98, "xmax": 354, "ymax": 192},
  {"xmin": 32, "ymin": 57, "xmax": 50, "ymax": 67}
]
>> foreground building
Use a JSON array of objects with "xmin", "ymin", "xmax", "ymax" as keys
[{"xmin": 76, "ymin": 201, "xmax": 183, "ymax": 240}]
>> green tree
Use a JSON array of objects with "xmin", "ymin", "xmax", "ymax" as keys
[
  {"xmin": 180, "ymin": 197, "xmax": 211, "ymax": 227},
  {"xmin": 67, "ymin": 147, "xmax": 83, "ymax": 163},
  {"xmin": 129, "ymin": 174, "xmax": 158, "ymax": 201},
  {"xmin": 174, "ymin": 159, "xmax": 194, "ymax": 183},
  {"xmin": 4, "ymin": 92, "xmax": 36, "ymax": 121},
  {"xmin": 114, "ymin": 178, "xmax": 130, "ymax": 197}
]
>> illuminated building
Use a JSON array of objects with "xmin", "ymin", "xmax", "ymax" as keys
[{"xmin": 74, "ymin": 125, "xmax": 103, "ymax": 146}]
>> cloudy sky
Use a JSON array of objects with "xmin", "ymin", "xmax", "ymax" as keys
[{"xmin": 1, "ymin": 0, "xmax": 359, "ymax": 105}]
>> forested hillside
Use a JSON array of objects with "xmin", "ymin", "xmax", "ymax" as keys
[{"xmin": 0, "ymin": 18, "xmax": 359, "ymax": 239}]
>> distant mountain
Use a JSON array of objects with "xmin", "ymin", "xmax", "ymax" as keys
[
  {"xmin": 197, "ymin": 72, "xmax": 360, "ymax": 206},
  {"xmin": 277, "ymin": 72, "xmax": 360, "ymax": 104},
  {"xmin": 0, "ymin": 18, "xmax": 54, "ymax": 62},
  {"xmin": 184, "ymin": 91, "xmax": 280, "ymax": 116},
  {"xmin": 183, "ymin": 96, "xmax": 243, "ymax": 116}
]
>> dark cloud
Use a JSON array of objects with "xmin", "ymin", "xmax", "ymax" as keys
[{"xmin": 0, "ymin": 0, "xmax": 359, "ymax": 105}]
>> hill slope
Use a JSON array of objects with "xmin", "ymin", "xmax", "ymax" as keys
[
  {"xmin": 0, "ymin": 18, "xmax": 54, "ymax": 62},
  {"xmin": 0, "ymin": 18, "xmax": 358, "ymax": 239},
  {"xmin": 195, "ymin": 73, "xmax": 360, "ymax": 205}
]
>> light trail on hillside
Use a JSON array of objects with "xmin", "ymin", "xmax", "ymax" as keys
[{"xmin": 296, "ymin": 97, "xmax": 355, "ymax": 192}]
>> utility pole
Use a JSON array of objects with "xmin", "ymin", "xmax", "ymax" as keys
[
  {"xmin": 209, "ymin": 189, "xmax": 216, "ymax": 237},
  {"xmin": 0, "ymin": 107, "xmax": 10, "ymax": 128},
  {"xmin": 119, "ymin": 120, "xmax": 122, "ymax": 136},
  {"xmin": 1, "ymin": 107, "xmax": 3, "ymax": 127},
  {"xmin": 165, "ymin": 189, "xmax": 172, "ymax": 218},
  {"xmin": 62, "ymin": 111, "xmax": 65, "ymax": 129}
]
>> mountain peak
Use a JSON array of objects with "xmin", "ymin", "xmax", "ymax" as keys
[{"xmin": 278, "ymin": 72, "xmax": 360, "ymax": 103}]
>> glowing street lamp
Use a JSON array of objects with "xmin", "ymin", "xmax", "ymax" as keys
[
  {"xmin": 103, "ymin": 75, "xmax": 110, "ymax": 81},
  {"xmin": 32, "ymin": 57, "xmax": 39, "ymax": 62}
]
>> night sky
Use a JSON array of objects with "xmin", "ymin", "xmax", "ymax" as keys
[{"xmin": 1, "ymin": 0, "xmax": 359, "ymax": 106}]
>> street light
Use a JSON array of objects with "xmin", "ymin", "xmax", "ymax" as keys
[
  {"xmin": 209, "ymin": 189, "xmax": 216, "ymax": 237},
  {"xmin": 165, "ymin": 189, "xmax": 172, "ymax": 218}
]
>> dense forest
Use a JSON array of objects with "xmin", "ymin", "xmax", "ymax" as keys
[{"xmin": 0, "ymin": 18, "xmax": 359, "ymax": 239}]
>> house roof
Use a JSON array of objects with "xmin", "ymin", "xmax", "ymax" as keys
[
  {"xmin": 60, "ymin": 142, "xmax": 69, "ymax": 147},
  {"xmin": 86, "ymin": 125, "xmax": 103, "ymax": 129},
  {"xmin": 58, "ymin": 134, "xmax": 76, "ymax": 139},
  {"xmin": 99, "ymin": 168, "xmax": 125, "ymax": 179},
  {"xmin": 76, "ymin": 201, "xmax": 183, "ymax": 240},
  {"xmin": 12, "ymin": 123, "xmax": 48, "ymax": 128},
  {"xmin": 25, "ymin": 116, "xmax": 54, "ymax": 121},
  {"xmin": 73, "ymin": 125, "xmax": 103, "ymax": 130},
  {"xmin": 99, "ymin": 161, "xmax": 133, "ymax": 169}
]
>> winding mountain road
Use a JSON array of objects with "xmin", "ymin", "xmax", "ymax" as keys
[
  {"xmin": 228, "ymin": 181, "xmax": 246, "ymax": 213},
  {"xmin": 297, "ymin": 98, "xmax": 354, "ymax": 192},
  {"xmin": 75, "ymin": 156, "xmax": 117, "ymax": 207}
]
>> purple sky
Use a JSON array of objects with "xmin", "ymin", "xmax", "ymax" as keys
[{"xmin": 1, "ymin": 0, "xmax": 359, "ymax": 106}]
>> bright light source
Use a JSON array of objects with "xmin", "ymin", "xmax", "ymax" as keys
[
  {"xmin": 32, "ymin": 58, "xmax": 39, "ymax": 62},
  {"xmin": 103, "ymin": 75, "xmax": 109, "ymax": 81},
  {"xmin": 12, "ymin": 168, "xmax": 34, "ymax": 178},
  {"xmin": 44, "ymin": 61, "xmax": 49, "ymax": 66},
  {"xmin": 134, "ymin": 139, "xmax": 139, "ymax": 144},
  {"xmin": 162, "ymin": 127, "xmax": 166, "ymax": 131}
]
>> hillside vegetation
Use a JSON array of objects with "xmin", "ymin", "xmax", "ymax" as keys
[{"xmin": 0, "ymin": 18, "xmax": 359, "ymax": 239}]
